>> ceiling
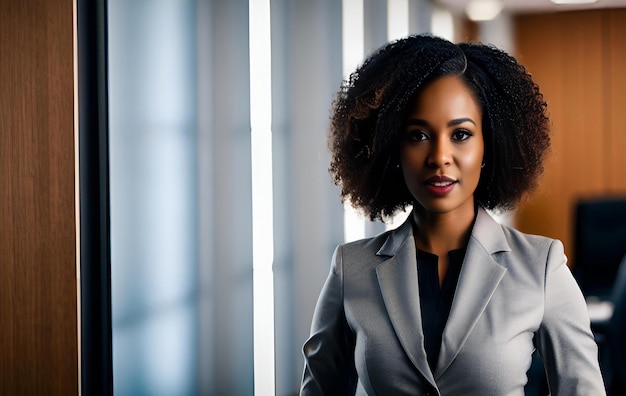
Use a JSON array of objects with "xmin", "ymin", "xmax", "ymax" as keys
[{"xmin": 436, "ymin": 0, "xmax": 626, "ymax": 14}]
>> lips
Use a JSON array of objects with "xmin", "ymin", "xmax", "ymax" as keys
[{"xmin": 424, "ymin": 175, "xmax": 457, "ymax": 196}]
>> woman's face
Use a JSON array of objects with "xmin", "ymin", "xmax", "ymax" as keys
[{"xmin": 400, "ymin": 75, "xmax": 484, "ymax": 216}]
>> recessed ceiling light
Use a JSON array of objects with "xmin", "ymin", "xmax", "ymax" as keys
[
  {"xmin": 466, "ymin": 0, "xmax": 504, "ymax": 22},
  {"xmin": 550, "ymin": 0, "xmax": 598, "ymax": 4}
]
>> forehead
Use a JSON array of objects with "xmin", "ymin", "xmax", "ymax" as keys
[{"xmin": 408, "ymin": 75, "xmax": 482, "ymax": 118}]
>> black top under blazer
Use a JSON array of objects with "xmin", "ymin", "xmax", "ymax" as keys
[{"xmin": 301, "ymin": 207, "xmax": 606, "ymax": 395}]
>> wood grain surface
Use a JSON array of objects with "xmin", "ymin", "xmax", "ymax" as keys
[
  {"xmin": 0, "ymin": 0, "xmax": 79, "ymax": 394},
  {"xmin": 514, "ymin": 9, "xmax": 626, "ymax": 266}
]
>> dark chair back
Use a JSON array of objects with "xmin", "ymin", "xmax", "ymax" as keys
[
  {"xmin": 609, "ymin": 254, "xmax": 626, "ymax": 392},
  {"xmin": 573, "ymin": 197, "xmax": 626, "ymax": 300}
]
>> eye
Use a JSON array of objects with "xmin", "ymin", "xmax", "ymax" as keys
[
  {"xmin": 451, "ymin": 129, "xmax": 473, "ymax": 142},
  {"xmin": 405, "ymin": 129, "xmax": 429, "ymax": 143}
]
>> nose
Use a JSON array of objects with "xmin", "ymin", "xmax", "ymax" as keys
[{"xmin": 426, "ymin": 138, "xmax": 452, "ymax": 168}]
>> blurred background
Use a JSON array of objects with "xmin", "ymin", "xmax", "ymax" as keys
[{"xmin": 106, "ymin": 0, "xmax": 626, "ymax": 395}]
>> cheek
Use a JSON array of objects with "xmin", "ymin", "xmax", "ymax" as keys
[
  {"xmin": 461, "ymin": 146, "xmax": 484, "ymax": 179},
  {"xmin": 399, "ymin": 156, "xmax": 418, "ymax": 188},
  {"xmin": 399, "ymin": 158, "xmax": 423, "ymax": 190},
  {"xmin": 400, "ymin": 147, "xmax": 425, "ymax": 170}
]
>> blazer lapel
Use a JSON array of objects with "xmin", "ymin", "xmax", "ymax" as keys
[
  {"xmin": 375, "ymin": 218, "xmax": 437, "ymax": 388},
  {"xmin": 435, "ymin": 208, "xmax": 510, "ymax": 377}
]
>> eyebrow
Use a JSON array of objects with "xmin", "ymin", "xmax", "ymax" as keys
[{"xmin": 405, "ymin": 117, "xmax": 477, "ymax": 127}]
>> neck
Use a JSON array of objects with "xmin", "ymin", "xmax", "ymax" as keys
[{"xmin": 412, "ymin": 202, "xmax": 477, "ymax": 255}]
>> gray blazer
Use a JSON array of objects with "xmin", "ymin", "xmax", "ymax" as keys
[{"xmin": 301, "ymin": 207, "xmax": 606, "ymax": 395}]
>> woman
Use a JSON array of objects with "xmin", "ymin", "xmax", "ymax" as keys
[{"xmin": 300, "ymin": 35, "xmax": 605, "ymax": 395}]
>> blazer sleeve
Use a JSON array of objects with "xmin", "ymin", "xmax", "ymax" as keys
[
  {"xmin": 536, "ymin": 239, "xmax": 607, "ymax": 395},
  {"xmin": 300, "ymin": 245, "xmax": 357, "ymax": 396}
]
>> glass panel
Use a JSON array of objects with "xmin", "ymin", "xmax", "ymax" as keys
[{"xmin": 108, "ymin": 1, "xmax": 199, "ymax": 394}]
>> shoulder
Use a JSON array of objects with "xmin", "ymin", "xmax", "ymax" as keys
[
  {"xmin": 338, "ymin": 214, "xmax": 415, "ymax": 261},
  {"xmin": 497, "ymin": 221, "xmax": 567, "ymax": 272},
  {"xmin": 336, "ymin": 229, "xmax": 392, "ymax": 261},
  {"xmin": 501, "ymin": 223, "xmax": 557, "ymax": 251},
  {"xmin": 474, "ymin": 207, "xmax": 561, "ymax": 260},
  {"xmin": 473, "ymin": 208, "xmax": 566, "ymax": 274},
  {"xmin": 333, "ymin": 220, "xmax": 414, "ymax": 277}
]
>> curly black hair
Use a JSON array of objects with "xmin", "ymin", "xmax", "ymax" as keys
[{"xmin": 328, "ymin": 34, "xmax": 550, "ymax": 221}]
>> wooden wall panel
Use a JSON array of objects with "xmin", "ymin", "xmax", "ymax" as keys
[
  {"xmin": 0, "ymin": 0, "xmax": 78, "ymax": 394},
  {"xmin": 513, "ymin": 14, "xmax": 566, "ymax": 244},
  {"xmin": 558, "ymin": 12, "xmax": 605, "ymax": 199},
  {"xmin": 514, "ymin": 10, "xmax": 626, "ymax": 265},
  {"xmin": 607, "ymin": 9, "xmax": 626, "ymax": 192}
]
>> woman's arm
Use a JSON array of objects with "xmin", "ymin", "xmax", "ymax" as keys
[
  {"xmin": 536, "ymin": 240, "xmax": 607, "ymax": 395},
  {"xmin": 301, "ymin": 246, "xmax": 358, "ymax": 396}
]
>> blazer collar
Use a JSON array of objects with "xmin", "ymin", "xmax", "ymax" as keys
[
  {"xmin": 376, "ymin": 206, "xmax": 511, "ymax": 257},
  {"xmin": 375, "ymin": 218, "xmax": 435, "ymax": 387},
  {"xmin": 435, "ymin": 207, "xmax": 509, "ymax": 377},
  {"xmin": 374, "ymin": 207, "xmax": 510, "ymax": 384}
]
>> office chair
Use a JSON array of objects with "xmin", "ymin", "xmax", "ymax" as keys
[
  {"xmin": 572, "ymin": 197, "xmax": 626, "ymax": 394},
  {"xmin": 607, "ymin": 254, "xmax": 626, "ymax": 394},
  {"xmin": 573, "ymin": 197, "xmax": 626, "ymax": 301},
  {"xmin": 591, "ymin": 252, "xmax": 626, "ymax": 394}
]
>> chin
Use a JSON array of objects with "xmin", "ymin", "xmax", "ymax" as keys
[
  {"xmin": 415, "ymin": 196, "xmax": 473, "ymax": 216},
  {"xmin": 415, "ymin": 201, "xmax": 454, "ymax": 214}
]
